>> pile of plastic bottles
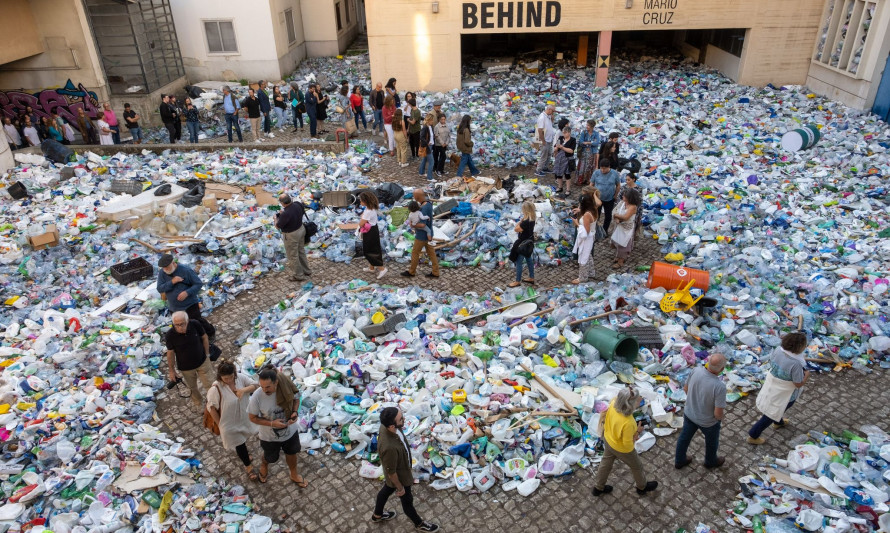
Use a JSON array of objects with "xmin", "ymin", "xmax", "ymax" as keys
[{"xmin": 725, "ymin": 426, "xmax": 890, "ymax": 532}]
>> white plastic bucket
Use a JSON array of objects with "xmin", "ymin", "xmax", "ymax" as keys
[{"xmin": 781, "ymin": 124, "xmax": 821, "ymax": 152}]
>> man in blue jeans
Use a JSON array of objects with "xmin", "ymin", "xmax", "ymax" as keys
[
  {"xmin": 222, "ymin": 86, "xmax": 242, "ymax": 143},
  {"xmin": 306, "ymin": 84, "xmax": 318, "ymax": 137},
  {"xmin": 675, "ymin": 353, "xmax": 726, "ymax": 470}
]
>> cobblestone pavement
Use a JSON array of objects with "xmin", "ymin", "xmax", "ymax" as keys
[{"xmin": 155, "ymin": 155, "xmax": 890, "ymax": 532}]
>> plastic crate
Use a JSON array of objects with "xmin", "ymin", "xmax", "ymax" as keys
[
  {"xmin": 7, "ymin": 182, "xmax": 28, "ymax": 200},
  {"xmin": 434, "ymin": 198, "xmax": 458, "ymax": 216},
  {"xmin": 110, "ymin": 257, "xmax": 154, "ymax": 284},
  {"xmin": 619, "ymin": 326, "xmax": 664, "ymax": 350},
  {"xmin": 361, "ymin": 312, "xmax": 406, "ymax": 338},
  {"xmin": 110, "ymin": 180, "xmax": 144, "ymax": 196}
]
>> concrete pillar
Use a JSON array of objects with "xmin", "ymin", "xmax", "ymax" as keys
[
  {"xmin": 595, "ymin": 31, "xmax": 612, "ymax": 88},
  {"xmin": 577, "ymin": 34, "xmax": 589, "ymax": 68}
]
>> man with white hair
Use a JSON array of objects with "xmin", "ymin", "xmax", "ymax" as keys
[
  {"xmin": 534, "ymin": 105, "xmax": 556, "ymax": 177},
  {"xmin": 675, "ymin": 353, "xmax": 727, "ymax": 470},
  {"xmin": 165, "ymin": 310, "xmax": 213, "ymax": 409}
]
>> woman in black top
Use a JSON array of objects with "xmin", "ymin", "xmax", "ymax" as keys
[
  {"xmin": 272, "ymin": 86, "xmax": 287, "ymax": 129},
  {"xmin": 385, "ymin": 78, "xmax": 400, "ymax": 109},
  {"xmin": 508, "ymin": 201, "xmax": 537, "ymax": 287},
  {"xmin": 599, "ymin": 140, "xmax": 620, "ymax": 170},
  {"xmin": 553, "ymin": 126, "xmax": 577, "ymax": 197},
  {"xmin": 184, "ymin": 97, "xmax": 200, "ymax": 143},
  {"xmin": 316, "ymin": 88, "xmax": 329, "ymax": 134}
]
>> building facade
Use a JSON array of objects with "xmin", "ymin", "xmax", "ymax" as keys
[{"xmin": 170, "ymin": 0, "xmax": 364, "ymax": 83}]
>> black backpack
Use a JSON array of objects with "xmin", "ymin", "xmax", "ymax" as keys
[{"xmin": 301, "ymin": 203, "xmax": 318, "ymax": 243}]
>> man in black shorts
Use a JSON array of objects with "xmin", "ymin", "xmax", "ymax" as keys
[{"xmin": 247, "ymin": 366, "xmax": 308, "ymax": 486}]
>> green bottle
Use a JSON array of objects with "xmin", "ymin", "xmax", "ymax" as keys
[
  {"xmin": 142, "ymin": 490, "xmax": 162, "ymax": 509},
  {"xmin": 752, "ymin": 515, "xmax": 764, "ymax": 533}
]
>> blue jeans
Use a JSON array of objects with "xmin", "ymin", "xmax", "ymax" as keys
[
  {"xmin": 110, "ymin": 125, "xmax": 120, "ymax": 144},
  {"xmin": 354, "ymin": 109, "xmax": 367, "ymax": 130},
  {"xmin": 456, "ymin": 153, "xmax": 479, "ymax": 177},
  {"xmin": 675, "ymin": 416, "xmax": 721, "ymax": 468},
  {"xmin": 372, "ymin": 109, "xmax": 383, "ymax": 133},
  {"xmin": 418, "ymin": 150, "xmax": 434, "ymax": 180},
  {"xmin": 128, "ymin": 127, "xmax": 142, "ymax": 143},
  {"xmin": 308, "ymin": 110, "xmax": 317, "ymax": 136},
  {"xmin": 514, "ymin": 253, "xmax": 534, "ymax": 282},
  {"xmin": 187, "ymin": 121, "xmax": 199, "ymax": 143},
  {"xmin": 273, "ymin": 107, "xmax": 285, "ymax": 128},
  {"xmin": 225, "ymin": 113, "xmax": 242, "ymax": 142},
  {"xmin": 748, "ymin": 400, "xmax": 795, "ymax": 439},
  {"xmin": 292, "ymin": 106, "xmax": 303, "ymax": 128}
]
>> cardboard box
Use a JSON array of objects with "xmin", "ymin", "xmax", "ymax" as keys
[
  {"xmin": 202, "ymin": 193, "xmax": 218, "ymax": 211},
  {"xmin": 28, "ymin": 224, "xmax": 60, "ymax": 250}
]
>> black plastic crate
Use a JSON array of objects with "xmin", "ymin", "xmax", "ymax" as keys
[
  {"xmin": 7, "ymin": 182, "xmax": 28, "ymax": 200},
  {"xmin": 110, "ymin": 257, "xmax": 154, "ymax": 284},
  {"xmin": 619, "ymin": 326, "xmax": 664, "ymax": 350},
  {"xmin": 434, "ymin": 198, "xmax": 458, "ymax": 216}
]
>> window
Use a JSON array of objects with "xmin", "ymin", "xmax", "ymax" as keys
[
  {"xmin": 814, "ymin": 0, "xmax": 877, "ymax": 76},
  {"xmin": 204, "ymin": 20, "xmax": 237, "ymax": 53},
  {"xmin": 710, "ymin": 28, "xmax": 745, "ymax": 58},
  {"xmin": 345, "ymin": 1, "xmax": 350, "ymax": 24},
  {"xmin": 284, "ymin": 8, "xmax": 296, "ymax": 44},
  {"xmin": 335, "ymin": 2, "xmax": 343, "ymax": 31}
]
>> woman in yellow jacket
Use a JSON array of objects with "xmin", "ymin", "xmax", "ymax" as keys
[{"xmin": 592, "ymin": 387, "xmax": 659, "ymax": 496}]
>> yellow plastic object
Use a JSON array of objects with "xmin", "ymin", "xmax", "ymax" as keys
[
  {"xmin": 450, "ymin": 404, "xmax": 465, "ymax": 416},
  {"xmin": 451, "ymin": 344, "xmax": 466, "ymax": 357},
  {"xmin": 254, "ymin": 353, "xmax": 266, "ymax": 368},
  {"xmin": 0, "ymin": 404, "xmax": 9, "ymax": 414},
  {"xmin": 542, "ymin": 354, "xmax": 558, "ymax": 368},
  {"xmin": 659, "ymin": 279, "xmax": 705, "ymax": 313},
  {"xmin": 452, "ymin": 389, "xmax": 466, "ymax": 404},
  {"xmin": 371, "ymin": 312, "xmax": 385, "ymax": 324},
  {"xmin": 522, "ymin": 339, "xmax": 538, "ymax": 350},
  {"xmin": 664, "ymin": 252, "xmax": 685, "ymax": 263},
  {"xmin": 4, "ymin": 296, "xmax": 19, "ymax": 305}
]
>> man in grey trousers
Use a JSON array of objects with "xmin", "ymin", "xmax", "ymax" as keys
[{"xmin": 274, "ymin": 193, "xmax": 311, "ymax": 282}]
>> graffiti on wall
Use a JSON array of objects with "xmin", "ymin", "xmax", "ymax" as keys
[{"xmin": 0, "ymin": 80, "xmax": 100, "ymax": 125}]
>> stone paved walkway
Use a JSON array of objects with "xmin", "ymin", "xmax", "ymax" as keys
[{"xmin": 154, "ymin": 155, "xmax": 890, "ymax": 532}]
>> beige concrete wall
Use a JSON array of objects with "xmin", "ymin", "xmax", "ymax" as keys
[
  {"xmin": 272, "ymin": 0, "xmax": 308, "ymax": 77},
  {"xmin": 302, "ymin": 0, "xmax": 359, "ymax": 57},
  {"xmin": 367, "ymin": 0, "xmax": 825, "ymax": 91},
  {"xmin": 0, "ymin": 0, "xmax": 107, "ymax": 95},
  {"xmin": 0, "ymin": 0, "xmax": 44, "ymax": 65}
]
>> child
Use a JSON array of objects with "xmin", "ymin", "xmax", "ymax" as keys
[{"xmin": 405, "ymin": 200, "xmax": 429, "ymax": 229}]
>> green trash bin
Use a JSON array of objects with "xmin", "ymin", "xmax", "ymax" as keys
[{"xmin": 583, "ymin": 325, "xmax": 639, "ymax": 361}]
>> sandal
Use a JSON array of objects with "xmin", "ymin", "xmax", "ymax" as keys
[
  {"xmin": 246, "ymin": 468, "xmax": 259, "ymax": 482},
  {"xmin": 507, "ymin": 281, "xmax": 521, "ymax": 288},
  {"xmin": 258, "ymin": 468, "xmax": 268, "ymax": 484},
  {"xmin": 291, "ymin": 474, "xmax": 309, "ymax": 488},
  {"xmin": 612, "ymin": 262, "xmax": 621, "ymax": 269}
]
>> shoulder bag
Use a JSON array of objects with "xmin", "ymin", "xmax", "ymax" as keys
[{"xmin": 202, "ymin": 383, "xmax": 222, "ymax": 435}]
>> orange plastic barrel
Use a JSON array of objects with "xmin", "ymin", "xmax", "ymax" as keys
[{"xmin": 647, "ymin": 261, "xmax": 710, "ymax": 291}]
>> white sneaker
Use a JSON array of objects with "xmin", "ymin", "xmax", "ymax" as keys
[
  {"xmin": 268, "ymin": 133, "xmax": 275, "ymax": 138},
  {"xmin": 377, "ymin": 268, "xmax": 388, "ymax": 279},
  {"xmin": 255, "ymin": 138, "xmax": 263, "ymax": 143}
]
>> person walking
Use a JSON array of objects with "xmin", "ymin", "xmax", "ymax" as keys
[
  {"xmin": 553, "ymin": 126, "xmax": 576, "ymax": 197},
  {"xmin": 358, "ymin": 191, "xmax": 387, "ymax": 279},
  {"xmin": 257, "ymin": 81, "xmax": 272, "ymax": 136},
  {"xmin": 382, "ymin": 96, "xmax": 396, "ymax": 155},
  {"xmin": 184, "ymin": 97, "xmax": 200, "ymax": 143},
  {"xmin": 406, "ymin": 97, "xmax": 422, "ymax": 158},
  {"xmin": 159, "ymin": 94, "xmax": 176, "ymax": 143},
  {"xmin": 576, "ymin": 119, "xmax": 600, "ymax": 185},
  {"xmin": 371, "ymin": 407, "xmax": 440, "ymax": 531},
  {"xmin": 206, "ymin": 361, "xmax": 260, "ymax": 482},
  {"xmin": 156, "ymin": 254, "xmax": 216, "ymax": 338},
  {"xmin": 610, "ymin": 188, "xmax": 641, "ymax": 269},
  {"xmin": 242, "ymin": 89, "xmax": 262, "ymax": 142},
  {"xmin": 534, "ymin": 105, "xmax": 556, "ymax": 177},
  {"xmin": 122, "ymin": 103, "xmax": 142, "ymax": 144},
  {"xmin": 165, "ymin": 311, "xmax": 214, "ymax": 410},
  {"xmin": 351, "ymin": 86, "xmax": 367, "ymax": 132},
  {"xmin": 275, "ymin": 194, "xmax": 311, "ymax": 282},
  {"xmin": 748, "ymin": 332, "xmax": 810, "ymax": 445},
  {"xmin": 417, "ymin": 115, "xmax": 435, "ymax": 181},
  {"xmin": 247, "ymin": 366, "xmax": 307, "ymax": 487},
  {"xmin": 392, "ymin": 110, "xmax": 409, "ymax": 166},
  {"xmin": 306, "ymin": 84, "xmax": 319, "ymax": 137},
  {"xmin": 675, "ymin": 353, "xmax": 727, "ymax": 470},
  {"xmin": 272, "ymin": 86, "xmax": 287, "ymax": 130},
  {"xmin": 592, "ymin": 387, "xmax": 659, "ymax": 497},
  {"xmin": 572, "ymin": 192, "xmax": 598, "ymax": 284},
  {"xmin": 401, "ymin": 190, "xmax": 439, "ymax": 279},
  {"xmin": 455, "ymin": 115, "xmax": 480, "ymax": 178},
  {"xmin": 76, "ymin": 108, "xmax": 98, "ymax": 144},
  {"xmin": 97, "ymin": 112, "xmax": 114, "ymax": 145},
  {"xmin": 385, "ymin": 78, "xmax": 400, "ymax": 109},
  {"xmin": 102, "ymin": 103, "xmax": 120, "ymax": 144},
  {"xmin": 508, "ymin": 201, "xmax": 536, "ymax": 288},
  {"xmin": 433, "ymin": 113, "xmax": 450, "ymax": 177},
  {"xmin": 370, "ymin": 82, "xmax": 384, "ymax": 134},
  {"xmin": 222, "ymin": 86, "xmax": 243, "ymax": 143},
  {"xmin": 290, "ymin": 82, "xmax": 305, "ymax": 131},
  {"xmin": 593, "ymin": 159, "xmax": 622, "ymax": 234}
]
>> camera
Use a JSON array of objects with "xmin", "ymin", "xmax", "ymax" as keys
[{"xmin": 166, "ymin": 377, "xmax": 183, "ymax": 390}]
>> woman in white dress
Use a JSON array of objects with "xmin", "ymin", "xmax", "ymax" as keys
[
  {"xmin": 97, "ymin": 111, "xmax": 113, "ymax": 145},
  {"xmin": 572, "ymin": 192, "xmax": 599, "ymax": 284},
  {"xmin": 206, "ymin": 361, "xmax": 260, "ymax": 481},
  {"xmin": 610, "ymin": 188, "xmax": 641, "ymax": 269}
]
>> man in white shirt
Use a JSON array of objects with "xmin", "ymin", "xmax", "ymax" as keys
[
  {"xmin": 22, "ymin": 118, "xmax": 40, "ymax": 147},
  {"xmin": 3, "ymin": 117, "xmax": 22, "ymax": 149},
  {"xmin": 535, "ymin": 105, "xmax": 555, "ymax": 176}
]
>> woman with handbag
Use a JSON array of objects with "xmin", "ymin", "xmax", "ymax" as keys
[
  {"xmin": 316, "ymin": 88, "xmax": 329, "ymax": 134},
  {"xmin": 610, "ymin": 188, "xmax": 641, "ymax": 269},
  {"xmin": 358, "ymin": 191, "xmax": 387, "ymax": 279},
  {"xmin": 205, "ymin": 361, "xmax": 260, "ymax": 482},
  {"xmin": 508, "ymin": 201, "xmax": 537, "ymax": 287},
  {"xmin": 553, "ymin": 126, "xmax": 576, "ymax": 197},
  {"xmin": 338, "ymin": 85, "xmax": 353, "ymax": 128},
  {"xmin": 572, "ymin": 192, "xmax": 598, "ymax": 284},
  {"xmin": 417, "ymin": 115, "xmax": 435, "ymax": 181}
]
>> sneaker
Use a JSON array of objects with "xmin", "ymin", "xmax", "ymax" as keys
[
  {"xmin": 591, "ymin": 485, "xmax": 613, "ymax": 497},
  {"xmin": 675, "ymin": 457, "xmax": 693, "ymax": 470},
  {"xmin": 371, "ymin": 511, "xmax": 396, "ymax": 523},
  {"xmin": 747, "ymin": 436, "xmax": 766, "ymax": 445},
  {"xmin": 415, "ymin": 522, "xmax": 439, "ymax": 532},
  {"xmin": 534, "ymin": 171, "xmax": 547, "ymax": 177},
  {"xmin": 636, "ymin": 481, "xmax": 659, "ymax": 495},
  {"xmin": 268, "ymin": 133, "xmax": 275, "ymax": 138},
  {"xmin": 376, "ymin": 268, "xmax": 388, "ymax": 279},
  {"xmin": 704, "ymin": 457, "xmax": 726, "ymax": 469},
  {"xmin": 425, "ymin": 273, "xmax": 439, "ymax": 278},
  {"xmin": 772, "ymin": 418, "xmax": 790, "ymax": 428},
  {"xmin": 400, "ymin": 271, "xmax": 415, "ymax": 277}
]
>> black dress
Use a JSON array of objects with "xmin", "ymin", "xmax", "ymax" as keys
[
  {"xmin": 362, "ymin": 225, "xmax": 384, "ymax": 266},
  {"xmin": 317, "ymin": 95, "xmax": 328, "ymax": 121}
]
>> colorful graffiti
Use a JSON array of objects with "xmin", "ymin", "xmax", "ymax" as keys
[{"xmin": 0, "ymin": 79, "xmax": 100, "ymax": 125}]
